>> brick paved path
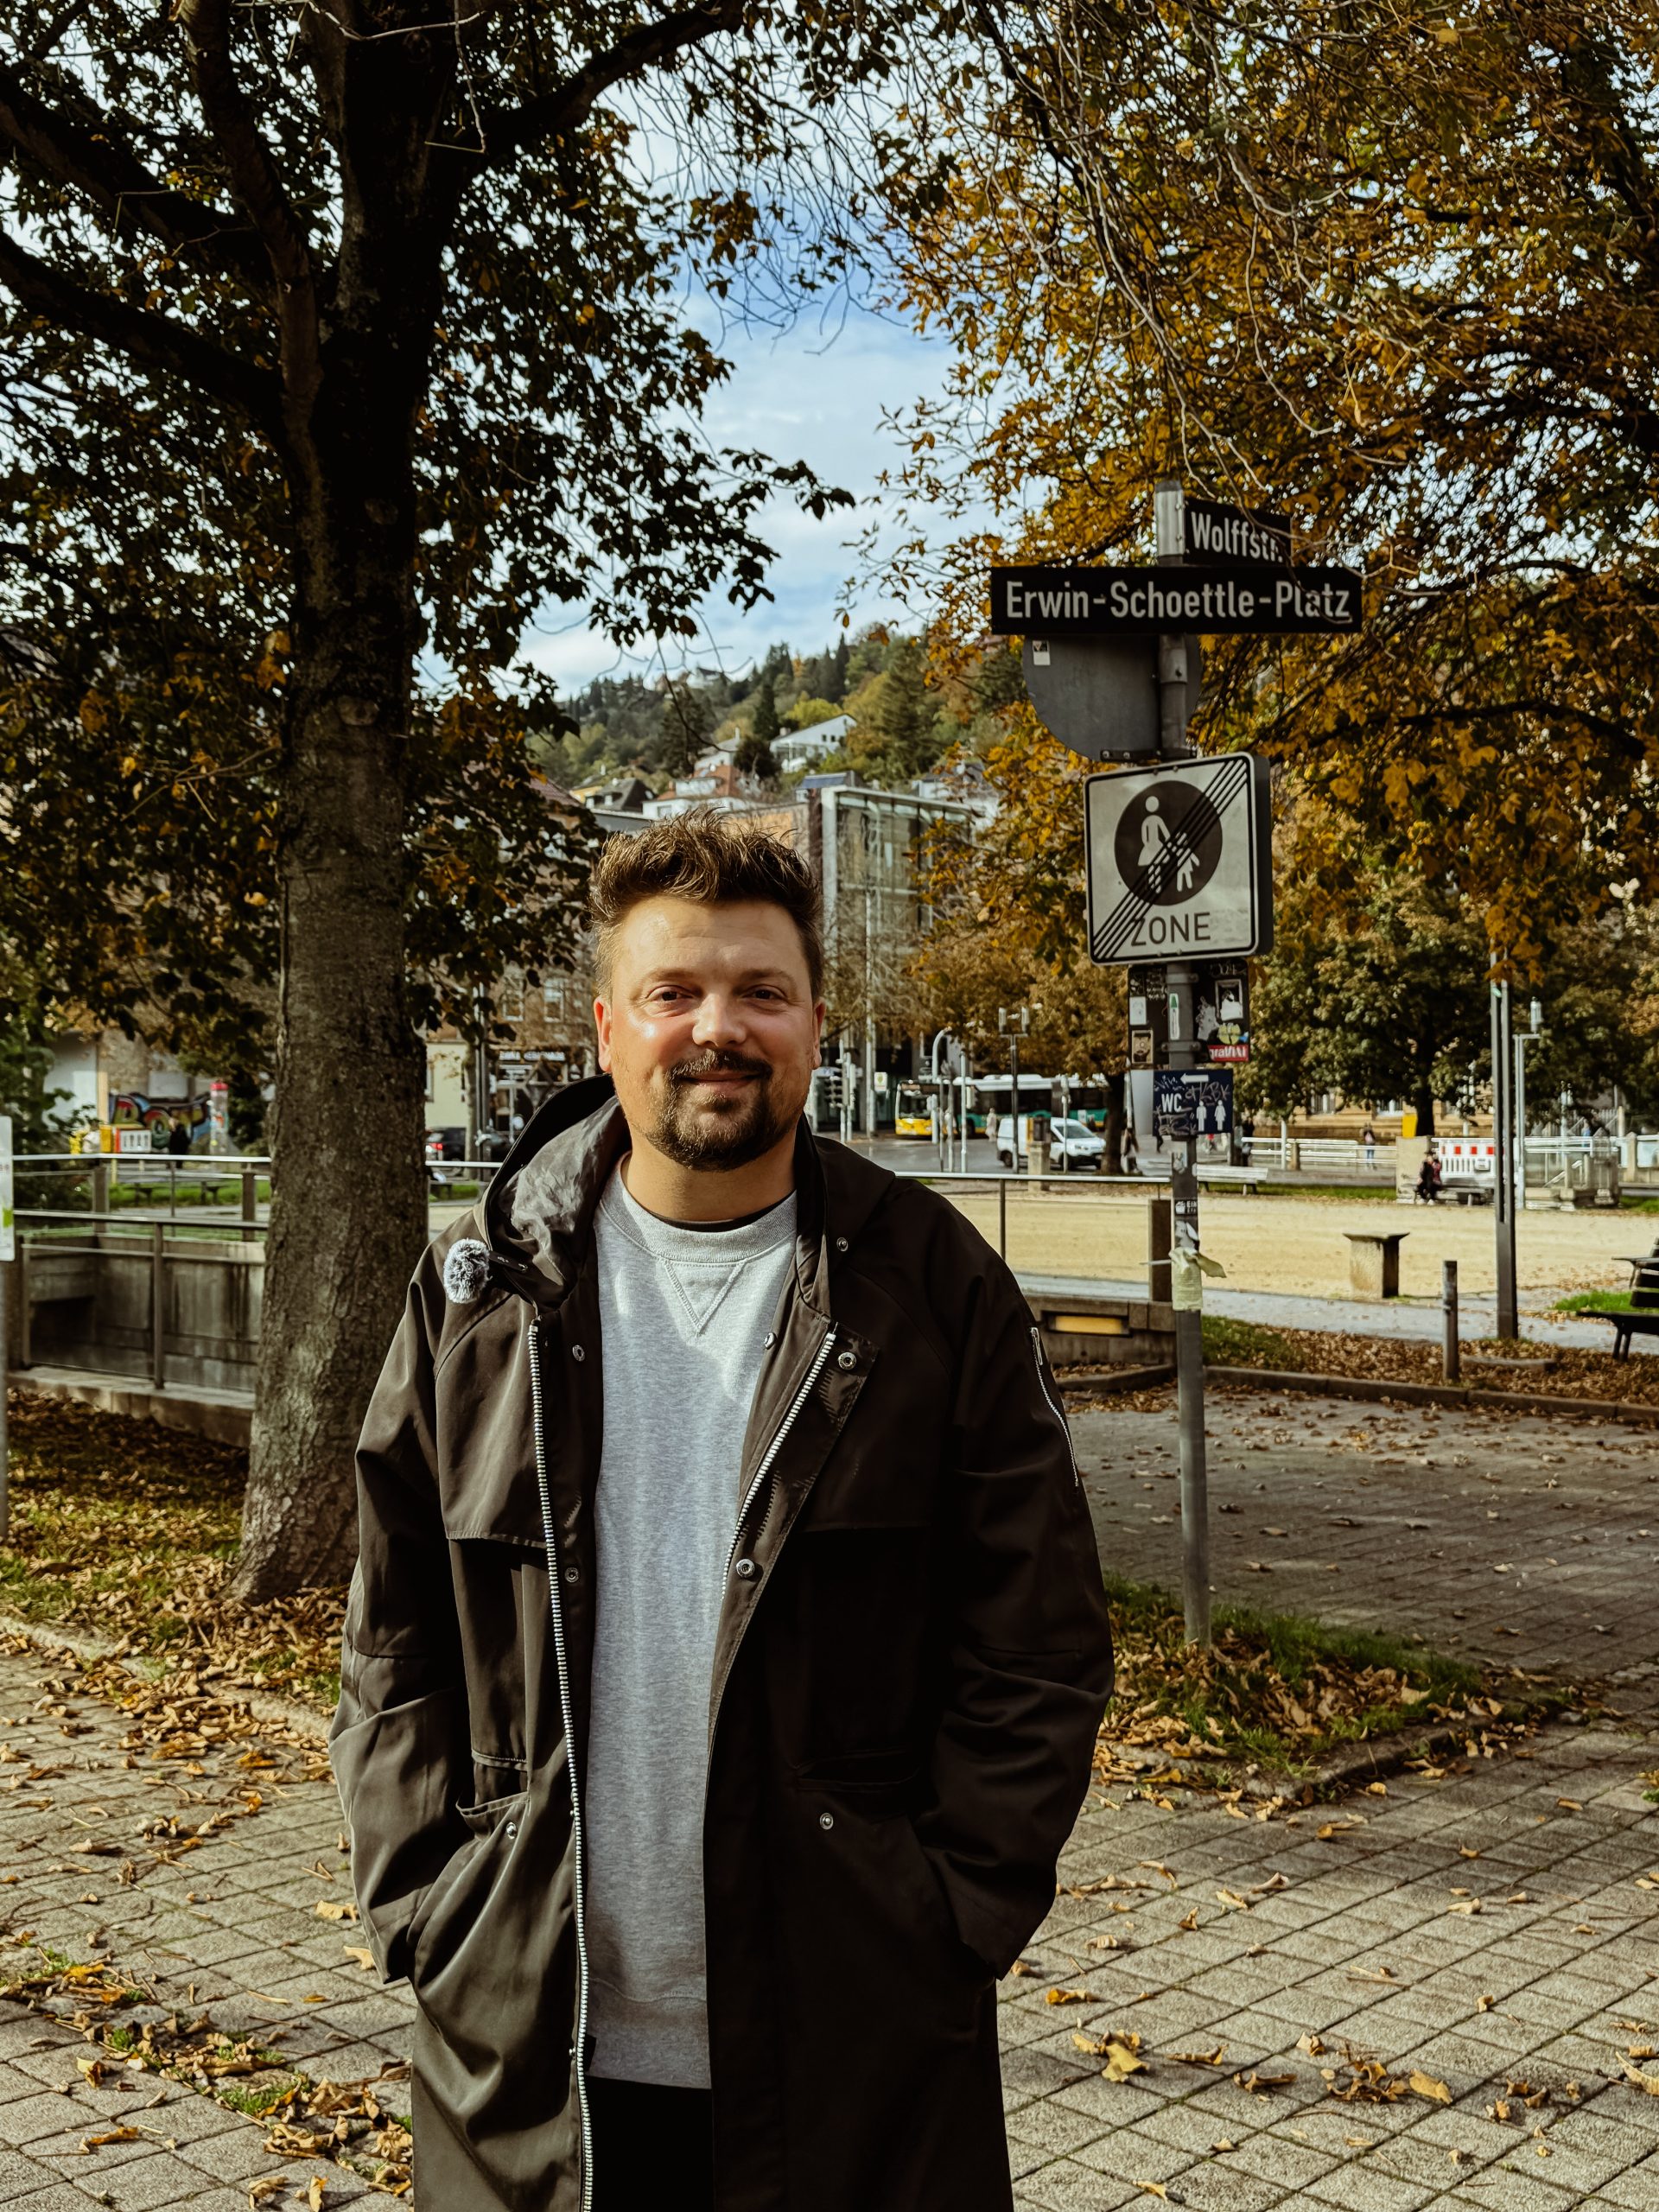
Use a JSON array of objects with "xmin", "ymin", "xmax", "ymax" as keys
[
  {"xmin": 0, "ymin": 1640, "xmax": 408, "ymax": 2209},
  {"xmin": 1073, "ymin": 1388, "xmax": 1659, "ymax": 1708},
  {"xmin": 4, "ymin": 1382, "xmax": 1659, "ymax": 2209},
  {"xmin": 1010, "ymin": 1717, "xmax": 1659, "ymax": 2211}
]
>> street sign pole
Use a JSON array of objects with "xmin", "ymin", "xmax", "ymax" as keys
[
  {"xmin": 1491, "ymin": 980, "xmax": 1519, "ymax": 1339},
  {"xmin": 0, "ymin": 1114, "xmax": 12, "ymax": 1543},
  {"xmin": 1155, "ymin": 477, "xmax": 1211, "ymax": 1648}
]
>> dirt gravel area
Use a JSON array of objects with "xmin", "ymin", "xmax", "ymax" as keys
[
  {"xmin": 942, "ymin": 1187, "xmax": 1646, "ymax": 1302},
  {"xmin": 1072, "ymin": 1387, "xmax": 1659, "ymax": 1707}
]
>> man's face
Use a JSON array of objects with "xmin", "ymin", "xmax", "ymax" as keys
[{"xmin": 594, "ymin": 896, "xmax": 824, "ymax": 1172}]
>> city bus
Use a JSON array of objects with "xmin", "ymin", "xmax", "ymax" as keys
[{"xmin": 894, "ymin": 1082, "xmax": 932, "ymax": 1138}]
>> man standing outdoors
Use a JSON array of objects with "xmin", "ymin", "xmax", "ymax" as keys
[{"xmin": 332, "ymin": 811, "xmax": 1114, "ymax": 2211}]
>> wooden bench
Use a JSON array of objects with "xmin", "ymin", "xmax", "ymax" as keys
[
  {"xmin": 1593, "ymin": 1311, "xmax": 1659, "ymax": 1359},
  {"xmin": 1136, "ymin": 1161, "xmax": 1262, "ymax": 1194},
  {"xmin": 1596, "ymin": 1254, "xmax": 1659, "ymax": 1358},
  {"xmin": 1592, "ymin": 1256, "xmax": 1659, "ymax": 1353}
]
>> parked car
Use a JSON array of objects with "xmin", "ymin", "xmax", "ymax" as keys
[
  {"xmin": 995, "ymin": 1115, "xmax": 1105, "ymax": 1170},
  {"xmin": 425, "ymin": 1125, "xmax": 467, "ymax": 1188}
]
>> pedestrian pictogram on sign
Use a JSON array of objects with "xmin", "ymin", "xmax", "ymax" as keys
[{"xmin": 1084, "ymin": 754, "xmax": 1272, "ymax": 966}]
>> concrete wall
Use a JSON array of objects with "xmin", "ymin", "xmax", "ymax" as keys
[
  {"xmin": 1025, "ymin": 1289, "xmax": 1176, "ymax": 1370},
  {"xmin": 12, "ymin": 1232, "xmax": 263, "ymax": 1395}
]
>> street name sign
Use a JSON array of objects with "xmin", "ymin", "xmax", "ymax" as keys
[
  {"xmin": 1184, "ymin": 499, "xmax": 1291, "ymax": 566},
  {"xmin": 1154, "ymin": 1069, "xmax": 1236, "ymax": 1140},
  {"xmin": 989, "ymin": 563, "xmax": 1360, "ymax": 637},
  {"xmin": 1084, "ymin": 754, "xmax": 1273, "ymax": 965}
]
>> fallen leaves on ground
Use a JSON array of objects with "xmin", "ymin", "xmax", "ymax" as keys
[
  {"xmin": 0, "ymin": 1395, "xmax": 341, "ymax": 1710},
  {"xmin": 1233, "ymin": 2069, "xmax": 1294, "ymax": 2095},
  {"xmin": 1173, "ymin": 1321, "xmax": 1659, "ymax": 1408},
  {"xmin": 1072, "ymin": 2030, "xmax": 1147, "ymax": 2080}
]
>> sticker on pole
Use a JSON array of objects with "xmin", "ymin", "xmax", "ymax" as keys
[
  {"xmin": 0, "ymin": 1114, "xmax": 11, "ymax": 1263},
  {"xmin": 1084, "ymin": 753, "xmax": 1273, "ymax": 964},
  {"xmin": 1154, "ymin": 1070, "xmax": 1236, "ymax": 1140}
]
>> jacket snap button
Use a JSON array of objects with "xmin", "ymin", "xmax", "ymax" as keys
[
  {"xmin": 834, "ymin": 1236, "xmax": 849, "ymax": 1253},
  {"xmin": 505, "ymin": 1822, "xmax": 518, "ymax": 1839},
  {"xmin": 734, "ymin": 1557, "xmax": 758, "ymax": 1580},
  {"xmin": 563, "ymin": 1564, "xmax": 581, "ymax": 1585},
  {"xmin": 836, "ymin": 1350, "xmax": 855, "ymax": 1371},
  {"xmin": 763, "ymin": 1331, "xmax": 776, "ymax": 1349},
  {"xmin": 570, "ymin": 1344, "xmax": 586, "ymax": 1362},
  {"xmin": 818, "ymin": 1811, "xmax": 835, "ymax": 1830}
]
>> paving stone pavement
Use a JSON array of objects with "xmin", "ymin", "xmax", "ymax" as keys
[
  {"xmin": 4, "ymin": 1381, "xmax": 1659, "ymax": 2207},
  {"xmin": 1073, "ymin": 1388, "xmax": 1659, "ymax": 1707},
  {"xmin": 1009, "ymin": 1716, "xmax": 1659, "ymax": 2212},
  {"xmin": 0, "ymin": 1638, "xmax": 409, "ymax": 2209}
]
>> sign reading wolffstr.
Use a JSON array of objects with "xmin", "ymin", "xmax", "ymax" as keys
[{"xmin": 1084, "ymin": 754, "xmax": 1273, "ymax": 966}]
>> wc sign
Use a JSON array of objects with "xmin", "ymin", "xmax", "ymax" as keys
[{"xmin": 1084, "ymin": 753, "xmax": 1274, "ymax": 965}]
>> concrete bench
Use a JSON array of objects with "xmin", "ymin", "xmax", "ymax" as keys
[{"xmin": 1344, "ymin": 1230, "xmax": 1408, "ymax": 1298}]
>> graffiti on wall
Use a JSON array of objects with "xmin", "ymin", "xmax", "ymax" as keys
[{"xmin": 109, "ymin": 1094, "xmax": 211, "ymax": 1151}]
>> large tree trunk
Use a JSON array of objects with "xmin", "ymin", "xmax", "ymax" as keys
[
  {"xmin": 1103, "ymin": 1084, "xmax": 1126, "ymax": 1175},
  {"xmin": 237, "ymin": 626, "xmax": 425, "ymax": 1596},
  {"xmin": 236, "ymin": 525, "xmax": 428, "ymax": 1598},
  {"xmin": 235, "ymin": 130, "xmax": 442, "ymax": 1598},
  {"xmin": 1414, "ymin": 1082, "xmax": 1437, "ymax": 1140}
]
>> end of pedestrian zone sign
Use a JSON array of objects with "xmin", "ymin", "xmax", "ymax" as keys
[{"xmin": 1084, "ymin": 753, "xmax": 1273, "ymax": 966}]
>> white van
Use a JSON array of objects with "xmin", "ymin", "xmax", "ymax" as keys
[{"xmin": 995, "ymin": 1115, "xmax": 1105, "ymax": 1170}]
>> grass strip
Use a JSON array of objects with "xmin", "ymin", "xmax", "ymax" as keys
[{"xmin": 1099, "ymin": 1570, "xmax": 1559, "ymax": 1792}]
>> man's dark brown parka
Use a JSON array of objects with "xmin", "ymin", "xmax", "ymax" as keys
[{"xmin": 331, "ymin": 1081, "xmax": 1114, "ymax": 2211}]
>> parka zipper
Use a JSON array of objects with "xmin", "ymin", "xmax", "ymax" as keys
[
  {"xmin": 528, "ymin": 1318, "xmax": 594, "ymax": 2212},
  {"xmin": 727, "ymin": 1324, "xmax": 839, "ymax": 1574},
  {"xmin": 1031, "ymin": 1325, "xmax": 1080, "ymax": 1481}
]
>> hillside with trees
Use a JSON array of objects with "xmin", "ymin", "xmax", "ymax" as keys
[{"xmin": 537, "ymin": 626, "xmax": 1014, "ymax": 791}]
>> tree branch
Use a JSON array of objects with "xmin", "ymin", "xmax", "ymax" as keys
[
  {"xmin": 177, "ymin": 0, "xmax": 321, "ymax": 401},
  {"xmin": 0, "ymin": 60, "xmax": 266, "ymax": 286},
  {"xmin": 0, "ymin": 225, "xmax": 280, "ymax": 429},
  {"xmin": 457, "ymin": 0, "xmax": 748, "ymax": 179}
]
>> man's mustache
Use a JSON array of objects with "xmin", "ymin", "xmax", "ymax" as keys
[{"xmin": 669, "ymin": 1051, "xmax": 772, "ymax": 1084}]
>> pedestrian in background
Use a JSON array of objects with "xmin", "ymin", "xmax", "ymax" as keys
[
  {"xmin": 332, "ymin": 810, "xmax": 1115, "ymax": 2212},
  {"xmin": 1362, "ymin": 1120, "xmax": 1377, "ymax": 1166}
]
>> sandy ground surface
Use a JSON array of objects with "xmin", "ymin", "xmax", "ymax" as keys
[{"xmin": 941, "ymin": 1187, "xmax": 1646, "ymax": 1305}]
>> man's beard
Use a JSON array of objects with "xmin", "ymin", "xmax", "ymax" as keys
[{"xmin": 648, "ymin": 1049, "xmax": 793, "ymax": 1171}]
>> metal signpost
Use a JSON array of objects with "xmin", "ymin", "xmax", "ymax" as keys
[
  {"xmin": 0, "ymin": 1114, "xmax": 11, "ymax": 1541},
  {"xmin": 988, "ymin": 478, "xmax": 1343, "ymax": 1645},
  {"xmin": 1491, "ymin": 981, "xmax": 1519, "ymax": 1340}
]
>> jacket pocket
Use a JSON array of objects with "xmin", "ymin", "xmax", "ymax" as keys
[{"xmin": 407, "ymin": 1789, "xmax": 528, "ymax": 1976}]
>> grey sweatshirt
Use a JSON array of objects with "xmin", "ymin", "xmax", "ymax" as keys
[{"xmin": 585, "ymin": 1164, "xmax": 798, "ymax": 2088}]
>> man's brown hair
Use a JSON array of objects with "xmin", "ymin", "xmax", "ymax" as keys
[{"xmin": 590, "ymin": 807, "xmax": 824, "ymax": 998}]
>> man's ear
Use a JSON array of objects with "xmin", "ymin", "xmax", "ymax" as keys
[{"xmin": 594, "ymin": 996, "xmax": 613, "ymax": 1073}]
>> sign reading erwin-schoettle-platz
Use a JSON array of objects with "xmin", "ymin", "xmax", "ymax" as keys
[
  {"xmin": 1083, "ymin": 754, "xmax": 1274, "ymax": 965},
  {"xmin": 988, "ymin": 563, "xmax": 1361, "ymax": 637}
]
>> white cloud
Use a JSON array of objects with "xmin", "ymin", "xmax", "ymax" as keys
[{"xmin": 518, "ymin": 300, "xmax": 982, "ymax": 696}]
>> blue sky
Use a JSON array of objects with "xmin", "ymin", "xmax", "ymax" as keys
[{"xmin": 518, "ymin": 298, "xmax": 977, "ymax": 699}]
